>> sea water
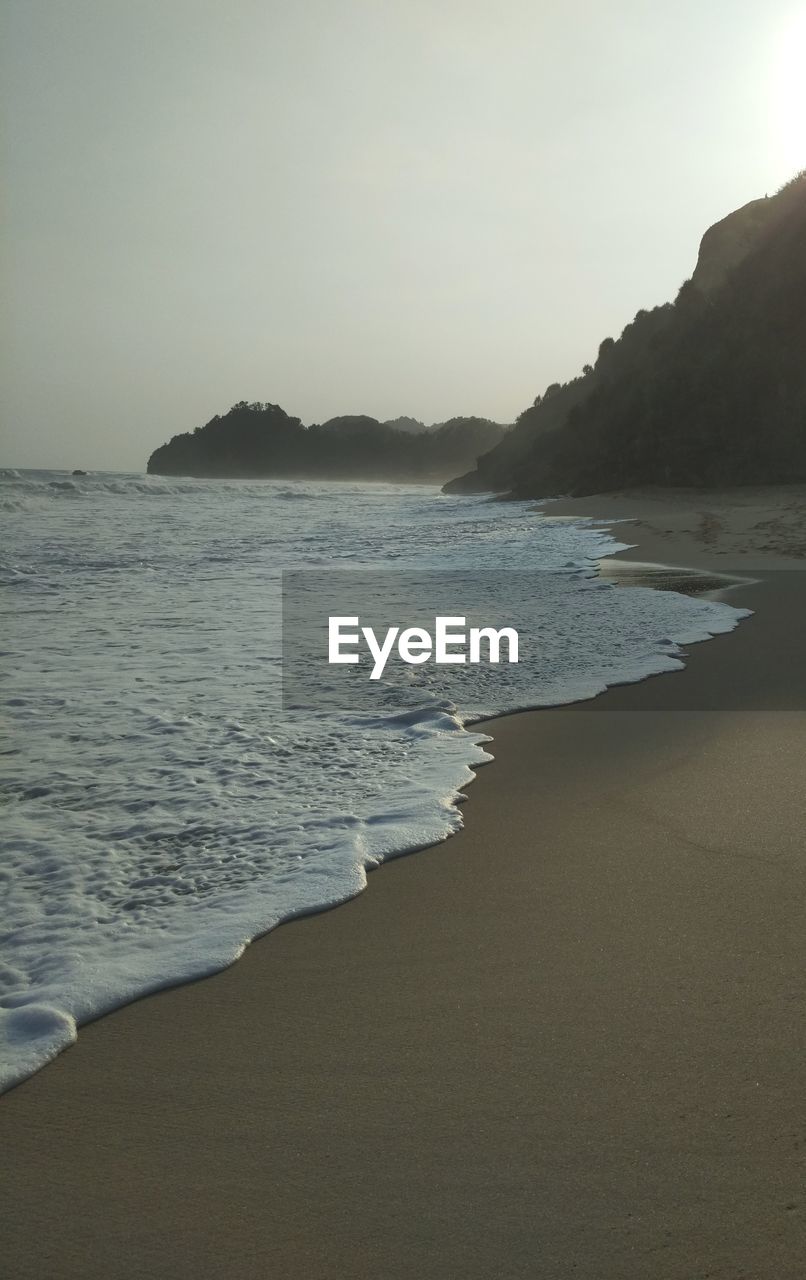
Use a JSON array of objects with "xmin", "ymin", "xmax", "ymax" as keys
[{"xmin": 0, "ymin": 469, "xmax": 749, "ymax": 1090}]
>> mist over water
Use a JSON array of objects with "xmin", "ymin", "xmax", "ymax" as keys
[{"xmin": 0, "ymin": 470, "xmax": 748, "ymax": 1089}]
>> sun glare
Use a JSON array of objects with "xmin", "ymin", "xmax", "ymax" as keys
[{"xmin": 771, "ymin": 8, "xmax": 806, "ymax": 179}]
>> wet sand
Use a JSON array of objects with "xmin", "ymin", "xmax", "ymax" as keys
[{"xmin": 2, "ymin": 491, "xmax": 806, "ymax": 1278}]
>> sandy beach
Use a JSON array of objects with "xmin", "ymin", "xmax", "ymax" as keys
[{"xmin": 3, "ymin": 487, "xmax": 806, "ymax": 1279}]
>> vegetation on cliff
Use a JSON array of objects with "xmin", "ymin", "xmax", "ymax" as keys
[
  {"xmin": 147, "ymin": 404, "xmax": 509, "ymax": 482},
  {"xmin": 446, "ymin": 172, "xmax": 806, "ymax": 497}
]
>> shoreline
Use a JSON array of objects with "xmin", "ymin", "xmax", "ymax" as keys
[
  {"xmin": 2, "ymin": 489, "xmax": 806, "ymax": 1277},
  {"xmin": 0, "ymin": 497, "xmax": 747, "ymax": 1098},
  {"xmin": 0, "ymin": 511, "xmax": 746, "ymax": 1097}
]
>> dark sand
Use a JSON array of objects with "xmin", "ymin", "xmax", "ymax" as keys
[{"xmin": 2, "ymin": 494, "xmax": 806, "ymax": 1278}]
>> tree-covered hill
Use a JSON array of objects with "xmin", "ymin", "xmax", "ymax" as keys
[
  {"xmin": 146, "ymin": 403, "xmax": 509, "ymax": 482},
  {"xmin": 445, "ymin": 172, "xmax": 806, "ymax": 497}
]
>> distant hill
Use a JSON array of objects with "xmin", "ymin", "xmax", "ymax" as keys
[
  {"xmin": 446, "ymin": 172, "xmax": 806, "ymax": 497},
  {"xmin": 381, "ymin": 416, "xmax": 429, "ymax": 434},
  {"xmin": 147, "ymin": 404, "xmax": 510, "ymax": 482}
]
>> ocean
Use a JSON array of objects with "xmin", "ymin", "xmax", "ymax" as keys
[{"xmin": 0, "ymin": 469, "xmax": 749, "ymax": 1090}]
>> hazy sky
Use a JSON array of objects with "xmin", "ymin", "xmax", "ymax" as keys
[{"xmin": 2, "ymin": 0, "xmax": 804, "ymax": 470}]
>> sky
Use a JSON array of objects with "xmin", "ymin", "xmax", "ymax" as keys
[{"xmin": 2, "ymin": 0, "xmax": 804, "ymax": 471}]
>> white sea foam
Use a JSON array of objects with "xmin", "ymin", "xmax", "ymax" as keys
[{"xmin": 0, "ymin": 470, "xmax": 750, "ymax": 1090}]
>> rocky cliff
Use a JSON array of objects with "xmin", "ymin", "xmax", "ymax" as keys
[
  {"xmin": 446, "ymin": 172, "xmax": 806, "ymax": 497},
  {"xmin": 691, "ymin": 196, "xmax": 775, "ymax": 296}
]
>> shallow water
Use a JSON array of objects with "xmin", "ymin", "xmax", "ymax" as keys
[{"xmin": 0, "ymin": 469, "xmax": 749, "ymax": 1089}]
